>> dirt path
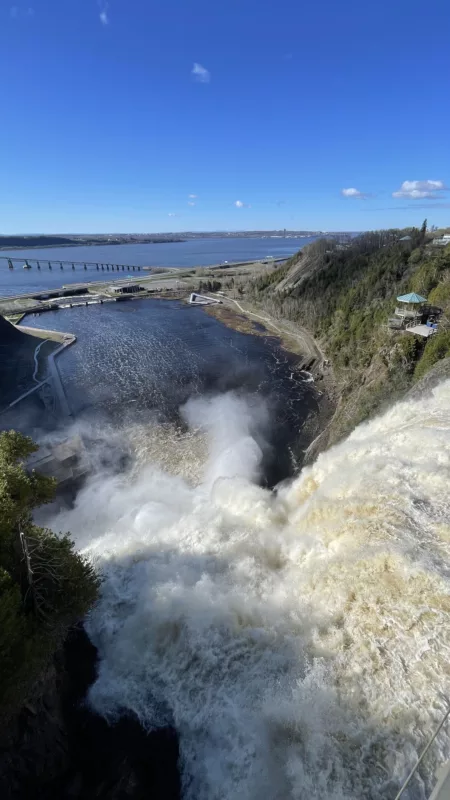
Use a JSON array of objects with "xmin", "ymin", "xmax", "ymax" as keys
[{"xmin": 219, "ymin": 295, "xmax": 325, "ymax": 366}]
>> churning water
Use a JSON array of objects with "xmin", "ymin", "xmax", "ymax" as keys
[{"xmin": 48, "ymin": 382, "xmax": 450, "ymax": 799}]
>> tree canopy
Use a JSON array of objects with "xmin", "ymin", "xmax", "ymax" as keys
[{"xmin": 0, "ymin": 431, "xmax": 99, "ymax": 714}]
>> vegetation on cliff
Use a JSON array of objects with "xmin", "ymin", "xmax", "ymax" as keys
[
  {"xmin": 0, "ymin": 430, "xmax": 99, "ymax": 715},
  {"xmin": 246, "ymin": 224, "xmax": 450, "ymax": 442}
]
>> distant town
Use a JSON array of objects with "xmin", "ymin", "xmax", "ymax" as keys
[{"xmin": 0, "ymin": 230, "xmax": 359, "ymax": 250}]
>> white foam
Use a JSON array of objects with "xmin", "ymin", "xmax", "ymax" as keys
[{"xmin": 50, "ymin": 386, "xmax": 450, "ymax": 799}]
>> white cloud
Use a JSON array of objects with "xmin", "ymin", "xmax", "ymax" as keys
[
  {"xmin": 234, "ymin": 200, "xmax": 251, "ymax": 208},
  {"xmin": 392, "ymin": 180, "xmax": 447, "ymax": 199},
  {"xmin": 188, "ymin": 201, "xmax": 195, "ymax": 206},
  {"xmin": 188, "ymin": 194, "xmax": 197, "ymax": 199},
  {"xmin": 341, "ymin": 187, "xmax": 367, "ymax": 199},
  {"xmin": 192, "ymin": 63, "xmax": 210, "ymax": 84},
  {"xmin": 99, "ymin": 1, "xmax": 109, "ymax": 25}
]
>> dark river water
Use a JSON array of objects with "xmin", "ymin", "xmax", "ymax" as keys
[
  {"xmin": 18, "ymin": 299, "xmax": 316, "ymax": 485},
  {"xmin": 0, "ymin": 237, "xmax": 314, "ymax": 297}
]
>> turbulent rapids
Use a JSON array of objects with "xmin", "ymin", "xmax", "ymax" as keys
[{"xmin": 49, "ymin": 382, "xmax": 450, "ymax": 799}]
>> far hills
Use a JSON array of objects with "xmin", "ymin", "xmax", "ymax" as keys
[{"xmin": 0, "ymin": 230, "xmax": 357, "ymax": 250}]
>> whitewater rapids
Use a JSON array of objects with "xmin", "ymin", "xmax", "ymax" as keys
[{"xmin": 51, "ymin": 384, "xmax": 450, "ymax": 799}]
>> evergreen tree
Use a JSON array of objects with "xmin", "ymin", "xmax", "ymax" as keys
[{"xmin": 0, "ymin": 431, "xmax": 99, "ymax": 711}]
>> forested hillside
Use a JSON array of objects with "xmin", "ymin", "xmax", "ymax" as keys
[{"xmin": 247, "ymin": 224, "xmax": 450, "ymax": 442}]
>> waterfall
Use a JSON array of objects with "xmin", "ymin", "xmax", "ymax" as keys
[{"xmin": 49, "ymin": 382, "xmax": 450, "ymax": 799}]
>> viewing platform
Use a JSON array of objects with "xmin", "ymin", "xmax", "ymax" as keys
[{"xmin": 388, "ymin": 293, "xmax": 442, "ymax": 336}]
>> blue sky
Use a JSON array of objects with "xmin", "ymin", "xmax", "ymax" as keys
[{"xmin": 2, "ymin": 0, "xmax": 449, "ymax": 233}]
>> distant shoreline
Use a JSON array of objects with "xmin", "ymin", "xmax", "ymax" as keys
[
  {"xmin": 0, "ymin": 239, "xmax": 185, "ymax": 251},
  {"xmin": 0, "ymin": 231, "xmax": 353, "ymax": 253}
]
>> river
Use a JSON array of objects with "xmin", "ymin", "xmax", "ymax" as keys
[
  {"xmin": 19, "ymin": 299, "xmax": 317, "ymax": 487},
  {"xmin": 0, "ymin": 236, "xmax": 314, "ymax": 297}
]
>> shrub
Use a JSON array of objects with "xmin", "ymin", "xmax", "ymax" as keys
[{"xmin": 414, "ymin": 331, "xmax": 450, "ymax": 379}]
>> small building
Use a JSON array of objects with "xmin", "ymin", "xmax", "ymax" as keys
[
  {"xmin": 388, "ymin": 292, "xmax": 427, "ymax": 330},
  {"xmin": 432, "ymin": 234, "xmax": 450, "ymax": 247},
  {"xmin": 394, "ymin": 292, "xmax": 427, "ymax": 320},
  {"xmin": 109, "ymin": 283, "xmax": 143, "ymax": 295},
  {"xmin": 389, "ymin": 291, "xmax": 442, "ymax": 335},
  {"xmin": 398, "ymin": 235, "xmax": 413, "ymax": 250}
]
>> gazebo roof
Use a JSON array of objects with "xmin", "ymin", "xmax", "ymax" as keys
[{"xmin": 396, "ymin": 292, "xmax": 427, "ymax": 304}]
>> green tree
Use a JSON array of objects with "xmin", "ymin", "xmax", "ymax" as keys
[
  {"xmin": 0, "ymin": 431, "xmax": 99, "ymax": 711},
  {"xmin": 420, "ymin": 218, "xmax": 428, "ymax": 242}
]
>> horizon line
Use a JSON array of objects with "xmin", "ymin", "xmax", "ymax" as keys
[{"xmin": 0, "ymin": 229, "xmax": 364, "ymax": 237}]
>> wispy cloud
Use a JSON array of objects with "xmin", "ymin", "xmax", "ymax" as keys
[
  {"xmin": 10, "ymin": 6, "xmax": 34, "ymax": 19},
  {"xmin": 192, "ymin": 63, "xmax": 210, "ymax": 84},
  {"xmin": 392, "ymin": 180, "xmax": 447, "ymax": 199},
  {"xmin": 189, "ymin": 194, "xmax": 197, "ymax": 199},
  {"xmin": 188, "ymin": 201, "xmax": 195, "ymax": 206},
  {"xmin": 234, "ymin": 200, "xmax": 251, "ymax": 208},
  {"xmin": 409, "ymin": 202, "xmax": 450, "ymax": 209},
  {"xmin": 367, "ymin": 202, "xmax": 450, "ymax": 211},
  {"xmin": 341, "ymin": 187, "xmax": 369, "ymax": 199},
  {"xmin": 98, "ymin": 1, "xmax": 109, "ymax": 25},
  {"xmin": 168, "ymin": 213, "xmax": 177, "ymax": 217}
]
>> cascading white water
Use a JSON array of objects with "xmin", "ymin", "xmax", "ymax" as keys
[{"xmin": 50, "ymin": 382, "xmax": 450, "ymax": 799}]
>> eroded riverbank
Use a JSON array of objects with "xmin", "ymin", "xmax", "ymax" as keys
[{"xmin": 202, "ymin": 297, "xmax": 338, "ymax": 462}]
